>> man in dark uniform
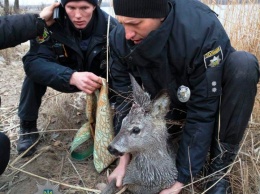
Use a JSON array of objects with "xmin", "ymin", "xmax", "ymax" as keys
[
  {"xmin": 0, "ymin": 2, "xmax": 60, "ymax": 49},
  {"xmin": 17, "ymin": 0, "xmax": 118, "ymax": 156},
  {"xmin": 107, "ymin": 0, "xmax": 259, "ymax": 193},
  {"xmin": 0, "ymin": 2, "xmax": 59, "ymax": 175}
]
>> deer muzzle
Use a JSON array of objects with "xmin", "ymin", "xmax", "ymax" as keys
[{"xmin": 107, "ymin": 145, "xmax": 124, "ymax": 157}]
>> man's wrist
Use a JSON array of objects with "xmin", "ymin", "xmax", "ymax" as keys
[
  {"xmin": 35, "ymin": 14, "xmax": 46, "ymax": 35},
  {"xmin": 69, "ymin": 72, "xmax": 77, "ymax": 85},
  {"xmin": 176, "ymin": 171, "xmax": 190, "ymax": 184}
]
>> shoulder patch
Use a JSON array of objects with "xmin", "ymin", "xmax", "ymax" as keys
[
  {"xmin": 203, "ymin": 46, "xmax": 223, "ymax": 68},
  {"xmin": 36, "ymin": 27, "xmax": 50, "ymax": 44}
]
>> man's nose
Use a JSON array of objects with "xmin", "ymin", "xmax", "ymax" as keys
[
  {"xmin": 125, "ymin": 28, "xmax": 135, "ymax": 40},
  {"xmin": 75, "ymin": 9, "xmax": 82, "ymax": 18}
]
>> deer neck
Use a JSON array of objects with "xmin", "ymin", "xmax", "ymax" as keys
[
  {"xmin": 132, "ymin": 138, "xmax": 170, "ymax": 161},
  {"xmin": 127, "ymin": 147, "xmax": 176, "ymax": 186}
]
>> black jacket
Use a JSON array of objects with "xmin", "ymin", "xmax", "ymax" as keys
[
  {"xmin": 0, "ymin": 132, "xmax": 10, "ymax": 175},
  {"xmin": 0, "ymin": 14, "xmax": 44, "ymax": 49},
  {"xmin": 109, "ymin": 0, "xmax": 235, "ymax": 184},
  {"xmin": 22, "ymin": 7, "xmax": 118, "ymax": 92}
]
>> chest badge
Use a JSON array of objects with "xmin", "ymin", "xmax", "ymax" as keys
[{"xmin": 177, "ymin": 85, "xmax": 191, "ymax": 103}]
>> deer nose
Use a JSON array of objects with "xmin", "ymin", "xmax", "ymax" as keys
[{"xmin": 107, "ymin": 145, "xmax": 124, "ymax": 156}]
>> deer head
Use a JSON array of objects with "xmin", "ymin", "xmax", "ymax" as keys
[{"xmin": 108, "ymin": 74, "xmax": 170, "ymax": 156}]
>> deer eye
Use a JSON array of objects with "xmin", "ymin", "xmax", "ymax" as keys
[{"xmin": 132, "ymin": 127, "xmax": 140, "ymax": 134}]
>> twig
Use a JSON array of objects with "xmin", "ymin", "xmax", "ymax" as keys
[
  {"xmin": 8, "ymin": 151, "xmax": 44, "ymax": 177},
  {"xmin": 187, "ymin": 146, "xmax": 194, "ymax": 194},
  {"xmin": 0, "ymin": 112, "xmax": 17, "ymax": 123},
  {"xmin": 201, "ymin": 172, "xmax": 228, "ymax": 194},
  {"xmin": 106, "ymin": 14, "xmax": 110, "ymax": 81},
  {"xmin": 115, "ymin": 186, "xmax": 127, "ymax": 194},
  {"xmin": 248, "ymin": 121, "xmax": 260, "ymax": 126},
  {"xmin": 9, "ymin": 165, "xmax": 101, "ymax": 193},
  {"xmin": 90, "ymin": 123, "xmax": 95, "ymax": 139},
  {"xmin": 12, "ymin": 129, "xmax": 78, "ymax": 137},
  {"xmin": 0, "ymin": 183, "xmax": 8, "ymax": 191},
  {"xmin": 42, "ymin": 92, "xmax": 62, "ymax": 103},
  {"xmin": 1, "ymin": 124, "xmax": 19, "ymax": 133},
  {"xmin": 10, "ymin": 135, "xmax": 42, "ymax": 166},
  {"xmin": 249, "ymin": 154, "xmax": 260, "ymax": 177},
  {"xmin": 58, "ymin": 154, "xmax": 65, "ymax": 182},
  {"xmin": 186, "ymin": 161, "xmax": 239, "ymax": 188},
  {"xmin": 10, "ymin": 116, "xmax": 51, "ymax": 166},
  {"xmin": 67, "ymin": 157, "xmax": 87, "ymax": 188}
]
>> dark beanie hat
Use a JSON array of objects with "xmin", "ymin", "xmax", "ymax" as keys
[
  {"xmin": 61, "ymin": 0, "xmax": 97, "ymax": 6},
  {"xmin": 113, "ymin": 0, "xmax": 168, "ymax": 18}
]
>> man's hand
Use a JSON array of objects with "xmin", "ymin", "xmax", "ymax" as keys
[
  {"xmin": 39, "ymin": 2, "xmax": 60, "ymax": 26},
  {"xmin": 108, "ymin": 154, "xmax": 130, "ymax": 187},
  {"xmin": 69, "ymin": 72, "xmax": 102, "ymax": 94},
  {"xmin": 159, "ymin": 181, "xmax": 184, "ymax": 194}
]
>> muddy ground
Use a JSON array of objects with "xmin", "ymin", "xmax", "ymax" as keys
[{"xmin": 0, "ymin": 43, "xmax": 115, "ymax": 194}]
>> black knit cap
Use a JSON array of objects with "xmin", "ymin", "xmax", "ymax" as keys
[
  {"xmin": 113, "ymin": 0, "xmax": 168, "ymax": 18},
  {"xmin": 61, "ymin": 0, "xmax": 97, "ymax": 6}
]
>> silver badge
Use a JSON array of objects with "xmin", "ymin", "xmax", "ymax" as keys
[{"xmin": 177, "ymin": 85, "xmax": 191, "ymax": 102}]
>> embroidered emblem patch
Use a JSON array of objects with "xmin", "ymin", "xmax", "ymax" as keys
[
  {"xmin": 203, "ymin": 46, "xmax": 223, "ymax": 68},
  {"xmin": 36, "ymin": 27, "xmax": 50, "ymax": 44}
]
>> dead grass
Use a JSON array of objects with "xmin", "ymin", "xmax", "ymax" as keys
[{"xmin": 203, "ymin": 0, "xmax": 260, "ymax": 59}]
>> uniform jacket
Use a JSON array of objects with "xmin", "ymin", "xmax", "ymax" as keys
[
  {"xmin": 0, "ymin": 14, "xmax": 43, "ymax": 49},
  {"xmin": 23, "ymin": 7, "xmax": 117, "ymax": 92},
  {"xmin": 109, "ymin": 0, "xmax": 235, "ymax": 184}
]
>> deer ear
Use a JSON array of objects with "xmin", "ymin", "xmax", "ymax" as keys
[
  {"xmin": 129, "ymin": 73, "xmax": 151, "ymax": 109},
  {"xmin": 151, "ymin": 92, "xmax": 170, "ymax": 118}
]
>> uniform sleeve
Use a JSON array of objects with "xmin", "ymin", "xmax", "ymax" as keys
[
  {"xmin": 0, "ymin": 14, "xmax": 43, "ymax": 49},
  {"xmin": 176, "ymin": 66, "xmax": 221, "ymax": 183},
  {"xmin": 176, "ymin": 14, "xmax": 232, "ymax": 183},
  {"xmin": 22, "ymin": 39, "xmax": 77, "ymax": 92}
]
